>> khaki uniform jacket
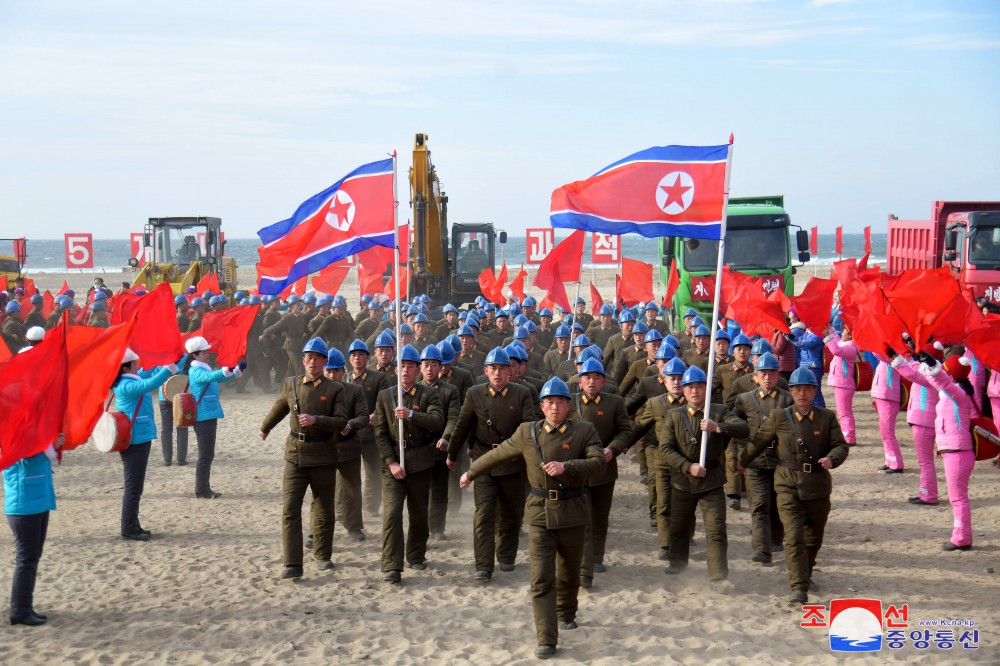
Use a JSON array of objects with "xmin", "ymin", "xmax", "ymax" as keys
[
  {"xmin": 335, "ymin": 381, "xmax": 371, "ymax": 461},
  {"xmin": 306, "ymin": 312, "xmax": 329, "ymax": 337},
  {"xmin": 187, "ymin": 312, "xmax": 204, "ymax": 334},
  {"xmin": 620, "ymin": 357, "xmax": 657, "ymax": 395},
  {"xmin": 439, "ymin": 366, "xmax": 475, "ymax": 407},
  {"xmin": 348, "ymin": 368, "xmax": 391, "ymax": 417},
  {"xmin": 585, "ymin": 323, "xmax": 618, "ymax": 351},
  {"xmin": 731, "ymin": 387, "xmax": 794, "ymax": 469},
  {"xmin": 568, "ymin": 391, "xmax": 631, "ymax": 485},
  {"xmin": 433, "ymin": 321, "xmax": 459, "ymax": 340},
  {"xmin": 419, "ymin": 379, "xmax": 460, "ymax": 459},
  {"xmin": 660, "ymin": 404, "xmax": 750, "ymax": 493},
  {"xmin": 263, "ymin": 311, "xmax": 308, "ymax": 352},
  {"xmin": 44, "ymin": 310, "xmax": 65, "ymax": 330},
  {"xmin": 176, "ymin": 311, "xmax": 191, "ymax": 334},
  {"xmin": 682, "ymin": 348, "xmax": 711, "ymax": 372},
  {"xmin": 318, "ymin": 313, "xmax": 360, "ymax": 352},
  {"xmin": 713, "ymin": 361, "xmax": 753, "ymax": 404},
  {"xmin": 630, "ymin": 391, "xmax": 686, "ymax": 448},
  {"xmin": 543, "ymin": 348, "xmax": 571, "ymax": 376},
  {"xmin": 727, "ymin": 373, "xmax": 789, "ymax": 409},
  {"xmin": 615, "ymin": 343, "xmax": 645, "ymax": 385},
  {"xmin": 261, "ymin": 375, "xmax": 350, "ymax": 467},
  {"xmin": 741, "ymin": 407, "xmax": 849, "ymax": 500},
  {"xmin": 602, "ymin": 333, "xmax": 630, "ymax": 383},
  {"xmin": 373, "ymin": 384, "xmax": 445, "ymax": 474},
  {"xmin": 24, "ymin": 309, "xmax": 46, "ymax": 330},
  {"xmin": 447, "ymin": 382, "xmax": 535, "ymax": 476},
  {"xmin": 535, "ymin": 325, "xmax": 555, "ymax": 352},
  {"xmin": 410, "ymin": 334, "xmax": 435, "ymax": 352},
  {"xmin": 354, "ymin": 316, "xmax": 381, "ymax": 343},
  {"xmin": 468, "ymin": 419, "xmax": 606, "ymax": 529},
  {"xmin": 455, "ymin": 349, "xmax": 485, "ymax": 377},
  {"xmin": 3, "ymin": 317, "xmax": 26, "ymax": 354}
]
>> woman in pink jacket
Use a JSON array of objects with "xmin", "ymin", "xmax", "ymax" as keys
[
  {"xmin": 824, "ymin": 326, "xmax": 859, "ymax": 445},
  {"xmin": 871, "ymin": 353, "xmax": 903, "ymax": 472},
  {"xmin": 891, "ymin": 349, "xmax": 942, "ymax": 505},
  {"xmin": 988, "ymin": 364, "xmax": 1000, "ymax": 444},
  {"xmin": 920, "ymin": 353, "xmax": 976, "ymax": 551}
]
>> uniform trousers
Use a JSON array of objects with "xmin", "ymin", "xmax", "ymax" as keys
[
  {"xmin": 653, "ymin": 453, "xmax": 673, "ymax": 549},
  {"xmin": 725, "ymin": 444, "xmax": 745, "ymax": 499},
  {"xmin": 874, "ymin": 398, "xmax": 903, "ymax": 470},
  {"xmin": 6, "ymin": 512, "xmax": 48, "ymax": 618},
  {"xmin": 448, "ymin": 452, "xmax": 468, "ymax": 515},
  {"xmin": 581, "ymin": 481, "xmax": 615, "ymax": 577},
  {"xmin": 529, "ymin": 523, "xmax": 585, "ymax": 648},
  {"xmin": 745, "ymin": 467, "xmax": 784, "ymax": 553},
  {"xmin": 331, "ymin": 456, "xmax": 363, "ymax": 533},
  {"xmin": 667, "ymin": 485, "xmax": 728, "ymax": 580},
  {"xmin": 283, "ymin": 462, "xmax": 337, "ymax": 566},
  {"xmin": 359, "ymin": 435, "xmax": 382, "ymax": 515},
  {"xmin": 911, "ymin": 424, "xmax": 938, "ymax": 502},
  {"xmin": 808, "ymin": 369, "xmax": 826, "ymax": 407},
  {"xmin": 381, "ymin": 466, "xmax": 432, "ymax": 572},
  {"xmin": 472, "ymin": 471, "xmax": 523, "ymax": 572},
  {"xmin": 942, "ymin": 450, "xmax": 975, "ymax": 547},
  {"xmin": 776, "ymin": 492, "xmax": 830, "ymax": 591},
  {"xmin": 644, "ymin": 438, "xmax": 657, "ymax": 520},
  {"xmin": 635, "ymin": 438, "xmax": 648, "ymax": 478},
  {"xmin": 428, "ymin": 457, "xmax": 451, "ymax": 534},
  {"xmin": 119, "ymin": 441, "xmax": 151, "ymax": 534},
  {"xmin": 285, "ymin": 350, "xmax": 300, "ymax": 381},
  {"xmin": 247, "ymin": 344, "xmax": 270, "ymax": 389},
  {"xmin": 158, "ymin": 399, "xmax": 188, "ymax": 465},
  {"xmin": 264, "ymin": 345, "xmax": 285, "ymax": 384},
  {"xmin": 192, "ymin": 419, "xmax": 218, "ymax": 495},
  {"xmin": 833, "ymin": 387, "xmax": 856, "ymax": 444}
]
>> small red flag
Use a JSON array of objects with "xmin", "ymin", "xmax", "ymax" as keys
[
  {"xmin": 863, "ymin": 226, "xmax": 872, "ymax": 256},
  {"xmin": 532, "ymin": 230, "xmax": 586, "ymax": 312},
  {"xmin": 0, "ymin": 275, "xmax": 7, "ymax": 293},
  {"xmin": 589, "ymin": 282, "xmax": 604, "ymax": 316},
  {"xmin": 835, "ymin": 227, "xmax": 843, "ymax": 255},
  {"xmin": 186, "ymin": 304, "xmax": 261, "ymax": 367},
  {"xmin": 196, "ymin": 271, "xmax": 221, "ymax": 295},
  {"xmin": 620, "ymin": 257, "xmax": 654, "ymax": 306},
  {"xmin": 810, "ymin": 227, "xmax": 818, "ymax": 256},
  {"xmin": 508, "ymin": 266, "xmax": 528, "ymax": 303},
  {"xmin": 113, "ymin": 283, "xmax": 184, "ymax": 367},
  {"xmin": 662, "ymin": 258, "xmax": 680, "ymax": 308},
  {"xmin": 59, "ymin": 280, "xmax": 71, "ymax": 296},
  {"xmin": 791, "ymin": 277, "xmax": 838, "ymax": 336},
  {"xmin": 312, "ymin": 264, "xmax": 350, "ymax": 296}
]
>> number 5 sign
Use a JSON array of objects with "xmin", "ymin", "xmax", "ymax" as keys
[{"xmin": 65, "ymin": 233, "xmax": 94, "ymax": 269}]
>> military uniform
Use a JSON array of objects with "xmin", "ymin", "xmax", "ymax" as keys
[
  {"xmin": 419, "ymin": 379, "xmax": 460, "ymax": 537},
  {"xmin": 573, "ymin": 311, "xmax": 594, "ymax": 329},
  {"xmin": 624, "ymin": 374, "xmax": 668, "ymax": 521},
  {"xmin": 602, "ymin": 333, "xmax": 631, "ymax": 384},
  {"xmin": 176, "ymin": 309, "xmax": 191, "ymax": 336},
  {"xmin": 448, "ymin": 382, "xmax": 535, "ymax": 574},
  {"xmin": 261, "ymin": 306, "xmax": 285, "ymax": 385},
  {"xmin": 374, "ymin": 382, "xmax": 445, "ymax": 574},
  {"xmin": 614, "ymin": 342, "xmax": 645, "ymax": 386},
  {"xmin": 741, "ymin": 406, "xmax": 849, "ymax": 596},
  {"xmin": 187, "ymin": 311, "xmax": 204, "ymax": 334},
  {"xmin": 439, "ymin": 364, "xmax": 475, "ymax": 512},
  {"xmin": 466, "ymin": 418, "xmax": 605, "ymax": 651},
  {"xmin": 681, "ymin": 348, "xmax": 711, "ymax": 372},
  {"xmin": 660, "ymin": 403, "xmax": 749, "ymax": 580},
  {"xmin": 331, "ymin": 380, "xmax": 371, "ymax": 535},
  {"xmin": 44, "ymin": 310, "xmax": 65, "ymax": 331},
  {"xmin": 354, "ymin": 315, "xmax": 382, "ymax": 344},
  {"xmin": 620, "ymin": 356, "xmax": 657, "ymax": 396},
  {"xmin": 727, "ymin": 373, "xmax": 789, "ymax": 408},
  {"xmin": 2, "ymin": 315, "xmax": 26, "ymax": 354},
  {"xmin": 260, "ymin": 375, "xmax": 349, "ymax": 569},
  {"xmin": 263, "ymin": 311, "xmax": 308, "ymax": 379},
  {"xmin": 535, "ymin": 325, "xmax": 555, "ymax": 352},
  {"xmin": 568, "ymin": 391, "xmax": 630, "ymax": 581},
  {"xmin": 348, "ymin": 368, "xmax": 392, "ymax": 515},
  {"xmin": 543, "ymin": 348, "xmax": 571, "ymax": 377},
  {"xmin": 23, "ymin": 307, "xmax": 46, "ymax": 331},
  {"xmin": 644, "ymin": 318, "xmax": 670, "ymax": 337},
  {"xmin": 455, "ymin": 349, "xmax": 485, "ymax": 378},
  {"xmin": 584, "ymin": 323, "xmax": 618, "ymax": 351},
  {"xmin": 316, "ymin": 313, "xmax": 355, "ymax": 354},
  {"xmin": 410, "ymin": 334, "xmax": 435, "ymax": 353},
  {"xmin": 714, "ymin": 361, "xmax": 754, "ymax": 503},
  {"xmin": 731, "ymin": 387, "xmax": 793, "ymax": 559}
]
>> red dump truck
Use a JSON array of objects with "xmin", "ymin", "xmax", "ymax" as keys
[{"xmin": 887, "ymin": 201, "xmax": 1000, "ymax": 304}]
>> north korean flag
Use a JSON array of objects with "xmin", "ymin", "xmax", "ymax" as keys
[
  {"xmin": 256, "ymin": 158, "xmax": 394, "ymax": 295},
  {"xmin": 550, "ymin": 143, "xmax": 730, "ymax": 241}
]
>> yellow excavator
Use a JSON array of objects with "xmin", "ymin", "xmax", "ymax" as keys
[
  {"xmin": 408, "ymin": 133, "xmax": 506, "ymax": 304},
  {"xmin": 0, "ymin": 238, "xmax": 27, "ymax": 284},
  {"xmin": 128, "ymin": 216, "xmax": 238, "ymax": 296}
]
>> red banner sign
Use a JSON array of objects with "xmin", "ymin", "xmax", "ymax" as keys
[
  {"xmin": 591, "ymin": 233, "xmax": 620, "ymax": 264},
  {"xmin": 526, "ymin": 228, "xmax": 554, "ymax": 264},
  {"xmin": 130, "ymin": 233, "xmax": 152, "ymax": 264},
  {"xmin": 64, "ymin": 233, "xmax": 94, "ymax": 269}
]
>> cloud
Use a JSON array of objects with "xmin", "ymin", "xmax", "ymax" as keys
[
  {"xmin": 808, "ymin": 0, "xmax": 854, "ymax": 7},
  {"xmin": 893, "ymin": 34, "xmax": 1000, "ymax": 50}
]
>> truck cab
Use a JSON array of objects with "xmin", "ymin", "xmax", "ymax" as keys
[
  {"xmin": 944, "ymin": 209, "xmax": 1000, "ymax": 303},
  {"xmin": 659, "ymin": 195, "xmax": 809, "ymax": 328}
]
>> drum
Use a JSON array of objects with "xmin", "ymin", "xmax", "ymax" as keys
[
  {"xmin": 92, "ymin": 410, "xmax": 133, "ymax": 453},
  {"xmin": 163, "ymin": 375, "xmax": 189, "ymax": 402}
]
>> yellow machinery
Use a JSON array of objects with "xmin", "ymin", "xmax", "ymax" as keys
[
  {"xmin": 128, "ymin": 217, "xmax": 238, "ymax": 297},
  {"xmin": 0, "ymin": 238, "xmax": 27, "ymax": 284},
  {"xmin": 408, "ymin": 133, "xmax": 505, "ymax": 303}
]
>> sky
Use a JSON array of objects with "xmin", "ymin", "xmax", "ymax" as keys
[{"xmin": 1, "ymin": 0, "xmax": 998, "ymax": 240}]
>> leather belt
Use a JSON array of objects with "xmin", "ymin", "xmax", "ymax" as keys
[
  {"xmin": 779, "ymin": 460, "xmax": 823, "ymax": 473},
  {"xmin": 293, "ymin": 432, "xmax": 330, "ymax": 442},
  {"xmin": 529, "ymin": 487, "xmax": 583, "ymax": 500}
]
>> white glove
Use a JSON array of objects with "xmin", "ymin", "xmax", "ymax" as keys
[
  {"xmin": 232, "ymin": 366, "xmax": 243, "ymax": 378},
  {"xmin": 166, "ymin": 363, "xmax": 179, "ymax": 375}
]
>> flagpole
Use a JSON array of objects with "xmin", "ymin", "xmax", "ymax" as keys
[
  {"xmin": 392, "ymin": 151, "xmax": 405, "ymax": 472},
  {"xmin": 699, "ymin": 134, "xmax": 735, "ymax": 468}
]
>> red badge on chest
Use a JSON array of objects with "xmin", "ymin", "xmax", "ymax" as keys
[
  {"xmin": 320, "ymin": 396, "xmax": 327, "ymax": 401},
  {"xmin": 562, "ymin": 444, "xmax": 571, "ymax": 450}
]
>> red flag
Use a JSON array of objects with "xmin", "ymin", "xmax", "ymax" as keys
[
  {"xmin": 532, "ymin": 230, "xmax": 586, "ymax": 312},
  {"xmin": 839, "ymin": 278, "xmax": 908, "ymax": 355},
  {"xmin": 62, "ymin": 319, "xmax": 137, "ymax": 450},
  {"xmin": 727, "ymin": 281, "xmax": 790, "ymax": 338},
  {"xmin": 883, "ymin": 267, "xmax": 966, "ymax": 350},
  {"xmin": 791, "ymin": 277, "xmax": 838, "ymax": 336},
  {"xmin": 194, "ymin": 304, "xmax": 261, "ymax": 367},
  {"xmin": 833, "ymin": 257, "xmax": 856, "ymax": 289},
  {"xmin": 493, "ymin": 263, "xmax": 509, "ymax": 303},
  {"xmin": 508, "ymin": 267, "xmax": 528, "ymax": 303},
  {"xmin": 0, "ymin": 322, "xmax": 69, "ymax": 470},
  {"xmin": 0, "ymin": 275, "xmax": 6, "ymax": 292},
  {"xmin": 312, "ymin": 264, "xmax": 350, "ymax": 296},
  {"xmin": 620, "ymin": 257, "xmax": 654, "ymax": 306},
  {"xmin": 112, "ymin": 283, "xmax": 184, "ymax": 367},
  {"xmin": 863, "ymin": 226, "xmax": 872, "ymax": 255},
  {"xmin": 357, "ymin": 250, "xmax": 387, "ymax": 298},
  {"xmin": 41, "ymin": 291, "xmax": 56, "ymax": 319},
  {"xmin": 835, "ymin": 227, "xmax": 843, "ymax": 255},
  {"xmin": 962, "ymin": 315, "xmax": 1000, "ymax": 371},
  {"xmin": 615, "ymin": 274, "xmax": 623, "ymax": 309},
  {"xmin": 0, "ymin": 338, "xmax": 10, "ymax": 364},
  {"xmin": 662, "ymin": 258, "xmax": 680, "ymax": 309},
  {"xmin": 385, "ymin": 265, "xmax": 409, "ymax": 300},
  {"xmin": 59, "ymin": 280, "xmax": 71, "ymax": 296},
  {"xmin": 21, "ymin": 277, "xmax": 37, "ymax": 298},
  {"xmin": 810, "ymin": 226, "xmax": 818, "ymax": 256},
  {"xmin": 196, "ymin": 271, "xmax": 221, "ymax": 295},
  {"xmin": 478, "ymin": 268, "xmax": 498, "ymax": 302},
  {"xmin": 589, "ymin": 282, "xmax": 604, "ymax": 315}
]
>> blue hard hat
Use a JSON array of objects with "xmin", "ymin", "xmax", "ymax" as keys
[
  {"xmin": 191, "ymin": 297, "xmax": 205, "ymax": 308},
  {"xmin": 644, "ymin": 329, "xmax": 663, "ymax": 344},
  {"xmin": 539, "ymin": 308, "xmax": 553, "ymax": 317},
  {"xmin": 443, "ymin": 303, "xmax": 458, "ymax": 315},
  {"xmin": 524, "ymin": 320, "xmax": 537, "ymax": 333},
  {"xmin": 691, "ymin": 316, "xmax": 705, "ymax": 327},
  {"xmin": 572, "ymin": 334, "xmax": 590, "ymax": 348},
  {"xmin": 599, "ymin": 304, "xmax": 614, "ymax": 316},
  {"xmin": 694, "ymin": 325, "xmax": 711, "ymax": 337},
  {"xmin": 436, "ymin": 340, "xmax": 456, "ymax": 364},
  {"xmin": 539, "ymin": 377, "xmax": 571, "ymax": 399},
  {"xmin": 209, "ymin": 295, "xmax": 227, "ymax": 306},
  {"xmin": 362, "ymin": 293, "xmax": 373, "ymax": 303},
  {"xmin": 399, "ymin": 344, "xmax": 420, "ymax": 364},
  {"xmin": 317, "ymin": 295, "xmax": 332, "ymax": 307},
  {"xmin": 522, "ymin": 295, "xmax": 537, "ymax": 307},
  {"xmin": 495, "ymin": 309, "xmax": 509, "ymax": 320},
  {"xmin": 302, "ymin": 337, "xmax": 328, "ymax": 356},
  {"xmin": 6, "ymin": 301, "xmax": 21, "ymax": 314},
  {"xmin": 579, "ymin": 357, "xmax": 605, "ymax": 376},
  {"xmin": 618, "ymin": 310, "xmax": 636, "ymax": 323},
  {"xmin": 731, "ymin": 334, "xmax": 753, "ymax": 348},
  {"xmin": 406, "ymin": 306, "xmax": 418, "ymax": 316},
  {"xmin": 573, "ymin": 322, "xmax": 585, "ymax": 333},
  {"xmin": 466, "ymin": 316, "xmax": 480, "ymax": 329},
  {"xmin": 458, "ymin": 324, "xmax": 475, "ymax": 337},
  {"xmin": 287, "ymin": 295, "xmax": 301, "ymax": 305},
  {"xmin": 505, "ymin": 343, "xmax": 527, "ymax": 362},
  {"xmin": 663, "ymin": 358, "xmax": 687, "ymax": 376},
  {"xmin": 682, "ymin": 365, "xmax": 708, "ymax": 386},
  {"xmin": 683, "ymin": 308, "xmax": 698, "ymax": 318},
  {"xmin": 325, "ymin": 348, "xmax": 346, "ymax": 369},
  {"xmin": 575, "ymin": 347, "xmax": 598, "ymax": 364},
  {"xmin": 375, "ymin": 331, "xmax": 395, "ymax": 348},
  {"xmin": 332, "ymin": 295, "xmax": 347, "ymax": 308},
  {"xmin": 575, "ymin": 297, "xmax": 586, "ymax": 305},
  {"xmin": 588, "ymin": 343, "xmax": 603, "ymax": 360},
  {"xmin": 202, "ymin": 290, "xmax": 213, "ymax": 299},
  {"xmin": 94, "ymin": 291, "xmax": 108, "ymax": 301},
  {"xmin": 302, "ymin": 294, "xmax": 317, "ymax": 305},
  {"xmin": 400, "ymin": 323, "xmax": 414, "ymax": 335},
  {"xmin": 368, "ymin": 300, "xmax": 381, "ymax": 310},
  {"xmin": 91, "ymin": 301, "xmax": 106, "ymax": 312},
  {"xmin": 751, "ymin": 339, "xmax": 774, "ymax": 356},
  {"xmin": 513, "ymin": 314, "xmax": 528, "ymax": 326},
  {"xmin": 632, "ymin": 321, "xmax": 648, "ymax": 335},
  {"xmin": 484, "ymin": 302, "xmax": 496, "ymax": 312},
  {"xmin": 413, "ymin": 313, "xmax": 429, "ymax": 324},
  {"xmin": 234, "ymin": 291, "xmax": 247, "ymax": 301},
  {"xmin": 554, "ymin": 325, "xmax": 571, "ymax": 338},
  {"xmin": 644, "ymin": 301, "xmax": 658, "ymax": 312},
  {"xmin": 419, "ymin": 345, "xmax": 443, "ymax": 362},
  {"xmin": 664, "ymin": 334, "xmax": 680, "ymax": 350},
  {"xmin": 755, "ymin": 352, "xmax": 780, "ymax": 371},
  {"xmin": 789, "ymin": 366, "xmax": 819, "ymax": 387},
  {"xmin": 30, "ymin": 294, "xmax": 43, "ymax": 305},
  {"xmin": 174, "ymin": 294, "xmax": 188, "ymax": 306},
  {"xmin": 513, "ymin": 326, "xmax": 529, "ymax": 340},
  {"xmin": 655, "ymin": 344, "xmax": 677, "ymax": 361},
  {"xmin": 239, "ymin": 298, "xmax": 249, "ymax": 306},
  {"xmin": 485, "ymin": 346, "xmax": 510, "ymax": 366},
  {"xmin": 564, "ymin": 315, "xmax": 574, "ymax": 326},
  {"xmin": 58, "ymin": 296, "xmax": 73, "ymax": 309},
  {"xmin": 715, "ymin": 329, "xmax": 731, "ymax": 342},
  {"xmin": 446, "ymin": 334, "xmax": 462, "ymax": 353},
  {"xmin": 348, "ymin": 339, "xmax": 370, "ymax": 355},
  {"xmin": 249, "ymin": 296, "xmax": 262, "ymax": 305},
  {"xmin": 417, "ymin": 303, "xmax": 429, "ymax": 313}
]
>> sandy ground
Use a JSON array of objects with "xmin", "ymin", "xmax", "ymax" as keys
[{"xmin": 1, "ymin": 267, "xmax": 996, "ymax": 664}]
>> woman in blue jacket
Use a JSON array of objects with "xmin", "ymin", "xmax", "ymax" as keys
[
  {"xmin": 184, "ymin": 337, "xmax": 240, "ymax": 499},
  {"xmin": 4, "ymin": 443, "xmax": 59, "ymax": 626},
  {"xmin": 113, "ymin": 347, "xmax": 178, "ymax": 541}
]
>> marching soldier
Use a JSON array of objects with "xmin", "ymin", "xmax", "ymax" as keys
[
  {"xmin": 535, "ymin": 308, "xmax": 555, "ymax": 350},
  {"xmin": 614, "ymin": 321, "xmax": 648, "ymax": 385},
  {"xmin": 3, "ymin": 302, "xmax": 26, "ymax": 354},
  {"xmin": 713, "ymin": 329, "xmax": 733, "ymax": 367},
  {"xmin": 306, "ymin": 295, "xmax": 332, "ymax": 337},
  {"xmin": 23, "ymin": 294, "xmax": 46, "ymax": 330},
  {"xmin": 410, "ymin": 313, "xmax": 435, "ymax": 352},
  {"xmin": 174, "ymin": 294, "xmax": 191, "ymax": 333},
  {"xmin": 44, "ymin": 296, "xmax": 72, "ymax": 330},
  {"xmin": 86, "ymin": 300, "xmax": 110, "ymax": 328},
  {"xmin": 373, "ymin": 344, "xmax": 445, "ymax": 583},
  {"xmin": 436, "ymin": 340, "xmax": 474, "ymax": 517},
  {"xmin": 259, "ymin": 338, "xmax": 349, "ymax": 580},
  {"xmin": 584, "ymin": 304, "xmax": 618, "ymax": 350},
  {"xmin": 620, "ymin": 329, "xmax": 664, "ymax": 396},
  {"xmin": 447, "ymin": 347, "xmax": 535, "ymax": 581},
  {"xmin": 370, "ymin": 331, "xmax": 398, "ymax": 381},
  {"xmin": 572, "ymin": 297, "xmax": 594, "ymax": 329},
  {"xmin": 261, "ymin": 296, "xmax": 308, "ymax": 379},
  {"xmin": 355, "ymin": 300, "xmax": 384, "ymax": 342},
  {"xmin": 681, "ymin": 325, "xmax": 712, "ymax": 372},
  {"xmin": 455, "ymin": 325, "xmax": 485, "ymax": 377},
  {"xmin": 433, "ymin": 304, "xmax": 461, "ymax": 340},
  {"xmin": 459, "ymin": 377, "xmax": 605, "ymax": 660},
  {"xmin": 712, "ymin": 333, "xmax": 753, "ymax": 404},
  {"xmin": 316, "ymin": 295, "xmax": 355, "ymax": 353},
  {"xmin": 641, "ymin": 301, "xmax": 670, "ymax": 337},
  {"xmin": 661, "ymin": 366, "xmax": 749, "ymax": 582},
  {"xmin": 602, "ymin": 311, "xmax": 634, "ymax": 384},
  {"xmin": 739, "ymin": 367, "xmax": 850, "ymax": 604},
  {"xmin": 543, "ymin": 325, "xmax": 572, "ymax": 375},
  {"xmin": 417, "ymin": 345, "xmax": 461, "ymax": 540},
  {"xmin": 346, "ymin": 339, "xmax": 391, "ymax": 517},
  {"xmin": 187, "ymin": 297, "xmax": 208, "ymax": 333}
]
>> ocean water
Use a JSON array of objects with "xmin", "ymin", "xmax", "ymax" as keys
[{"xmin": 10, "ymin": 233, "xmax": 885, "ymax": 274}]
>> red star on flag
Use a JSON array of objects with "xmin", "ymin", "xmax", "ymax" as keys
[{"xmin": 659, "ymin": 174, "xmax": 691, "ymax": 210}]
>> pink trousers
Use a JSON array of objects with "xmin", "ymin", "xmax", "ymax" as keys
[
  {"xmin": 911, "ymin": 424, "xmax": 938, "ymax": 503},
  {"xmin": 991, "ymin": 397, "xmax": 1000, "ymax": 438},
  {"xmin": 942, "ymin": 450, "xmax": 975, "ymax": 547},
  {"xmin": 875, "ymin": 398, "xmax": 903, "ymax": 469},
  {"xmin": 833, "ymin": 387, "xmax": 856, "ymax": 444}
]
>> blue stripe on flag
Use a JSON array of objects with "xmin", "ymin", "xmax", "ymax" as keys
[
  {"xmin": 593, "ymin": 145, "xmax": 729, "ymax": 177},
  {"xmin": 257, "ymin": 230, "xmax": 395, "ymax": 295},
  {"xmin": 550, "ymin": 211, "xmax": 723, "ymax": 241}
]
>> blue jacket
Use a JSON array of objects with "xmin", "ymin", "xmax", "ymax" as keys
[
  {"xmin": 114, "ymin": 367, "xmax": 173, "ymax": 444},
  {"xmin": 188, "ymin": 361, "xmax": 234, "ymax": 421},
  {"xmin": 3, "ymin": 452, "xmax": 56, "ymax": 516},
  {"xmin": 788, "ymin": 326, "xmax": 825, "ymax": 370}
]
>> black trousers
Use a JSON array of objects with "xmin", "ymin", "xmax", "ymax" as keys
[
  {"xmin": 119, "ymin": 441, "xmax": 151, "ymax": 534},
  {"xmin": 193, "ymin": 419, "xmax": 218, "ymax": 494},
  {"xmin": 6, "ymin": 512, "xmax": 49, "ymax": 618},
  {"xmin": 158, "ymin": 399, "xmax": 188, "ymax": 464}
]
